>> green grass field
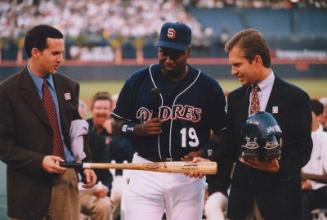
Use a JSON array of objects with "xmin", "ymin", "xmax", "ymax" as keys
[{"xmin": 1, "ymin": 78, "xmax": 326, "ymax": 219}]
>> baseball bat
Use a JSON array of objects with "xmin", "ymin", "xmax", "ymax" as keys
[{"xmin": 59, "ymin": 161, "xmax": 217, "ymax": 175}]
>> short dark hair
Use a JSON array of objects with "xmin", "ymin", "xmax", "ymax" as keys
[
  {"xmin": 24, "ymin": 24, "xmax": 63, "ymax": 58},
  {"xmin": 310, "ymin": 99, "xmax": 324, "ymax": 116},
  {"xmin": 225, "ymin": 29, "xmax": 271, "ymax": 68},
  {"xmin": 91, "ymin": 91, "xmax": 112, "ymax": 110}
]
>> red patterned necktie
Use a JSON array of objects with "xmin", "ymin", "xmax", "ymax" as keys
[
  {"xmin": 250, "ymin": 84, "xmax": 260, "ymax": 115},
  {"xmin": 42, "ymin": 79, "xmax": 65, "ymax": 159}
]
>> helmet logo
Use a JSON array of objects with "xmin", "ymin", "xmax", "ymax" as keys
[
  {"xmin": 263, "ymin": 137, "xmax": 282, "ymax": 149},
  {"xmin": 242, "ymin": 137, "xmax": 259, "ymax": 149},
  {"xmin": 264, "ymin": 141, "xmax": 279, "ymax": 149},
  {"xmin": 167, "ymin": 28, "xmax": 176, "ymax": 39},
  {"xmin": 241, "ymin": 112, "xmax": 283, "ymax": 161}
]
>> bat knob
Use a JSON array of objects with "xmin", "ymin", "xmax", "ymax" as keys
[{"xmin": 59, "ymin": 162, "xmax": 83, "ymax": 169}]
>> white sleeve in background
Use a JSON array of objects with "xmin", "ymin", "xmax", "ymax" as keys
[
  {"xmin": 320, "ymin": 131, "xmax": 327, "ymax": 173},
  {"xmin": 70, "ymin": 119, "xmax": 88, "ymax": 162}
]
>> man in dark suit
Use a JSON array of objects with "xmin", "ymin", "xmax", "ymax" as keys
[
  {"xmin": 225, "ymin": 29, "xmax": 312, "ymax": 220},
  {"xmin": 0, "ymin": 25, "xmax": 97, "ymax": 220}
]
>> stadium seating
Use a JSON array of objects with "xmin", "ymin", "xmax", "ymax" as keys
[
  {"xmin": 189, "ymin": 8, "xmax": 243, "ymax": 37},
  {"xmin": 242, "ymin": 9, "xmax": 291, "ymax": 38},
  {"xmin": 293, "ymin": 8, "xmax": 327, "ymax": 39},
  {"xmin": 0, "ymin": 1, "xmax": 327, "ymax": 60}
]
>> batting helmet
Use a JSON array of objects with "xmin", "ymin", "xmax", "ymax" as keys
[{"xmin": 240, "ymin": 112, "xmax": 282, "ymax": 161}]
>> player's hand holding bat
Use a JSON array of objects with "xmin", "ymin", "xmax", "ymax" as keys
[
  {"xmin": 184, "ymin": 157, "xmax": 212, "ymax": 179},
  {"xmin": 134, "ymin": 118, "xmax": 162, "ymax": 136},
  {"xmin": 181, "ymin": 149, "xmax": 204, "ymax": 161},
  {"xmin": 182, "ymin": 150, "xmax": 207, "ymax": 178}
]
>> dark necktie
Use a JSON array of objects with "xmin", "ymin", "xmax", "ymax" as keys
[
  {"xmin": 42, "ymin": 79, "xmax": 65, "ymax": 159},
  {"xmin": 250, "ymin": 84, "xmax": 260, "ymax": 115}
]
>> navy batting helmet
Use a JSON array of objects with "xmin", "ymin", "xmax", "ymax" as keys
[{"xmin": 240, "ymin": 112, "xmax": 282, "ymax": 161}]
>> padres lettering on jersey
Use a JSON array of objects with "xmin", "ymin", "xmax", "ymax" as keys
[{"xmin": 136, "ymin": 105, "xmax": 202, "ymax": 123}]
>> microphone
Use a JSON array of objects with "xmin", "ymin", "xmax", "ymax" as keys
[{"xmin": 150, "ymin": 87, "xmax": 160, "ymax": 118}]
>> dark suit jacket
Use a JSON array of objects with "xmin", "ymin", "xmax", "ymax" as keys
[
  {"xmin": 226, "ymin": 77, "xmax": 312, "ymax": 220},
  {"xmin": 87, "ymin": 119, "xmax": 113, "ymax": 190},
  {"xmin": 0, "ymin": 68, "xmax": 90, "ymax": 219}
]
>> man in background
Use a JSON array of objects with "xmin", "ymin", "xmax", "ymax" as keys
[
  {"xmin": 319, "ymin": 97, "xmax": 327, "ymax": 131},
  {"xmin": 80, "ymin": 92, "xmax": 113, "ymax": 220},
  {"xmin": 80, "ymin": 92, "xmax": 132, "ymax": 220},
  {"xmin": 301, "ymin": 99, "xmax": 327, "ymax": 220}
]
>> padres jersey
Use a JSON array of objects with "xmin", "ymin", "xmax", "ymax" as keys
[{"xmin": 112, "ymin": 64, "xmax": 226, "ymax": 161}]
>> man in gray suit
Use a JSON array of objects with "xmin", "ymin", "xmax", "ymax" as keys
[{"xmin": 0, "ymin": 25, "xmax": 96, "ymax": 220}]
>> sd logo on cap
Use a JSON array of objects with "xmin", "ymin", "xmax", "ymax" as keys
[{"xmin": 155, "ymin": 22, "xmax": 192, "ymax": 51}]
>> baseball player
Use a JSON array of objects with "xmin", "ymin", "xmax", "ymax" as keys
[{"xmin": 111, "ymin": 22, "xmax": 227, "ymax": 220}]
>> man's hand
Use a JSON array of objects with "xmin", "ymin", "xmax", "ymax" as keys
[
  {"xmin": 134, "ymin": 118, "xmax": 162, "ymax": 136},
  {"xmin": 94, "ymin": 185, "xmax": 109, "ymax": 198},
  {"xmin": 181, "ymin": 149, "xmax": 204, "ymax": 161},
  {"xmin": 82, "ymin": 169, "xmax": 97, "ymax": 188},
  {"xmin": 184, "ymin": 157, "xmax": 210, "ymax": 179},
  {"xmin": 103, "ymin": 119, "xmax": 112, "ymax": 134},
  {"xmin": 301, "ymin": 180, "xmax": 312, "ymax": 191},
  {"xmin": 42, "ymin": 155, "xmax": 66, "ymax": 174},
  {"xmin": 239, "ymin": 157, "xmax": 280, "ymax": 173}
]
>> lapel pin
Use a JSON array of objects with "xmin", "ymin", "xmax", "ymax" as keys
[
  {"xmin": 272, "ymin": 106, "xmax": 278, "ymax": 114},
  {"xmin": 64, "ymin": 92, "xmax": 71, "ymax": 100}
]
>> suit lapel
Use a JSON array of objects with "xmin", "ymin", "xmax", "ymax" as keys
[
  {"xmin": 53, "ymin": 75, "xmax": 68, "ymax": 138},
  {"xmin": 229, "ymin": 86, "xmax": 250, "ymax": 131},
  {"xmin": 53, "ymin": 75, "xmax": 65, "ymax": 120},
  {"xmin": 19, "ymin": 68, "xmax": 51, "ymax": 129},
  {"xmin": 240, "ymin": 86, "xmax": 251, "ymax": 122}
]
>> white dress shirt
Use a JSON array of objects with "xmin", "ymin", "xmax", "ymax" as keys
[
  {"xmin": 249, "ymin": 71, "xmax": 275, "ymax": 114},
  {"xmin": 302, "ymin": 125, "xmax": 327, "ymax": 190}
]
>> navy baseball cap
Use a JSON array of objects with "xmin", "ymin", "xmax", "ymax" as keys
[{"xmin": 155, "ymin": 22, "xmax": 192, "ymax": 51}]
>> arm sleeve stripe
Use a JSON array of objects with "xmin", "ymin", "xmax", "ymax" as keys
[{"xmin": 111, "ymin": 112, "xmax": 132, "ymax": 121}]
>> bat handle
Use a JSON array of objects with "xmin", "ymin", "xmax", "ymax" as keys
[{"xmin": 59, "ymin": 162, "xmax": 83, "ymax": 169}]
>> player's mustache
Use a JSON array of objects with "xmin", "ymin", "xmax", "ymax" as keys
[
  {"xmin": 94, "ymin": 113, "xmax": 109, "ymax": 119},
  {"xmin": 164, "ymin": 64, "xmax": 176, "ymax": 69}
]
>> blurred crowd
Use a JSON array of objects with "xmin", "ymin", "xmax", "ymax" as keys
[
  {"xmin": 0, "ymin": 0, "xmax": 326, "ymax": 62},
  {"xmin": 0, "ymin": 0, "xmax": 204, "ymax": 40},
  {"xmin": 1, "ymin": 0, "xmax": 326, "ymax": 42},
  {"xmin": 193, "ymin": 0, "xmax": 327, "ymax": 8},
  {"xmin": 0, "ymin": 0, "xmax": 210, "ymax": 61}
]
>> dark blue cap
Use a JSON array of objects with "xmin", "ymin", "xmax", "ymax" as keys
[{"xmin": 155, "ymin": 22, "xmax": 192, "ymax": 51}]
